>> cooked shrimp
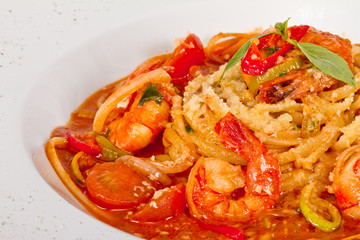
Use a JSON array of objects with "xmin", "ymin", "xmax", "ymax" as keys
[
  {"xmin": 257, "ymin": 27, "xmax": 353, "ymax": 103},
  {"xmin": 332, "ymin": 144, "xmax": 360, "ymax": 219},
  {"xmin": 186, "ymin": 113, "xmax": 281, "ymax": 223},
  {"xmin": 301, "ymin": 27, "xmax": 353, "ymax": 68},
  {"xmin": 257, "ymin": 68, "xmax": 337, "ymax": 104},
  {"xmin": 106, "ymin": 81, "xmax": 175, "ymax": 153}
]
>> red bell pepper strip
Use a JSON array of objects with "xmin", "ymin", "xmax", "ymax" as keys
[
  {"xmin": 198, "ymin": 222, "xmax": 245, "ymax": 240},
  {"xmin": 66, "ymin": 132, "xmax": 101, "ymax": 156},
  {"xmin": 241, "ymin": 25, "xmax": 309, "ymax": 75},
  {"xmin": 163, "ymin": 33, "xmax": 206, "ymax": 85}
]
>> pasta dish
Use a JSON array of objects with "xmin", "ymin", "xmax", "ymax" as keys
[{"xmin": 45, "ymin": 19, "xmax": 360, "ymax": 239}]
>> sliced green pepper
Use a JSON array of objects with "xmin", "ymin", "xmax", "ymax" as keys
[
  {"xmin": 247, "ymin": 57, "xmax": 306, "ymax": 95},
  {"xmin": 95, "ymin": 135, "xmax": 132, "ymax": 161},
  {"xmin": 300, "ymin": 182, "xmax": 341, "ymax": 233}
]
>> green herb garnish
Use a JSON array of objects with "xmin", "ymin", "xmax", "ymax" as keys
[
  {"xmin": 104, "ymin": 128, "xmax": 110, "ymax": 138},
  {"xmin": 274, "ymin": 18, "xmax": 290, "ymax": 41},
  {"xmin": 294, "ymin": 42, "xmax": 355, "ymax": 86},
  {"xmin": 185, "ymin": 124, "xmax": 194, "ymax": 133},
  {"xmin": 138, "ymin": 83, "xmax": 164, "ymax": 106},
  {"xmin": 266, "ymin": 46, "xmax": 280, "ymax": 57},
  {"xmin": 293, "ymin": 124, "xmax": 301, "ymax": 130}
]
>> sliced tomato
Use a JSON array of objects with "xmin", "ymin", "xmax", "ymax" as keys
[
  {"xmin": 131, "ymin": 183, "xmax": 186, "ymax": 222},
  {"xmin": 86, "ymin": 162, "xmax": 155, "ymax": 209},
  {"xmin": 164, "ymin": 33, "xmax": 206, "ymax": 84},
  {"xmin": 66, "ymin": 132, "xmax": 101, "ymax": 156}
]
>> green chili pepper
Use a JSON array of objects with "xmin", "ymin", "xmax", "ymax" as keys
[
  {"xmin": 247, "ymin": 57, "xmax": 305, "ymax": 95},
  {"xmin": 95, "ymin": 135, "xmax": 132, "ymax": 161},
  {"xmin": 300, "ymin": 182, "xmax": 341, "ymax": 233}
]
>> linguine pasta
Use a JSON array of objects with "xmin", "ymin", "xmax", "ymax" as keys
[{"xmin": 45, "ymin": 23, "xmax": 360, "ymax": 239}]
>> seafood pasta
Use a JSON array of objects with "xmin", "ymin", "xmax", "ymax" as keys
[{"xmin": 45, "ymin": 20, "xmax": 360, "ymax": 239}]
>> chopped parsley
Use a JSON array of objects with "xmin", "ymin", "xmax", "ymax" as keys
[
  {"xmin": 138, "ymin": 83, "xmax": 164, "ymax": 106},
  {"xmin": 266, "ymin": 46, "xmax": 280, "ymax": 57},
  {"xmin": 185, "ymin": 124, "xmax": 194, "ymax": 133},
  {"xmin": 293, "ymin": 124, "xmax": 301, "ymax": 130},
  {"xmin": 104, "ymin": 128, "xmax": 110, "ymax": 138}
]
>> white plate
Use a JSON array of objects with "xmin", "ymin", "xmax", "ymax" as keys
[{"xmin": 22, "ymin": 0, "xmax": 360, "ymax": 239}]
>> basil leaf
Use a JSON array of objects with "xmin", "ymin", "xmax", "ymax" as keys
[
  {"xmin": 216, "ymin": 32, "xmax": 276, "ymax": 87},
  {"xmin": 275, "ymin": 18, "xmax": 290, "ymax": 40},
  {"xmin": 138, "ymin": 83, "xmax": 164, "ymax": 106},
  {"xmin": 296, "ymin": 42, "xmax": 356, "ymax": 86}
]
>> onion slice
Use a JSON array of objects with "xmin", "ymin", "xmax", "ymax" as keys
[
  {"xmin": 117, "ymin": 155, "xmax": 172, "ymax": 186},
  {"xmin": 300, "ymin": 181, "xmax": 341, "ymax": 232}
]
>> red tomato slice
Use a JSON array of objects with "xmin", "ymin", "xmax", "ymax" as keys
[
  {"xmin": 131, "ymin": 183, "xmax": 186, "ymax": 222},
  {"xmin": 86, "ymin": 162, "xmax": 155, "ymax": 209},
  {"xmin": 164, "ymin": 33, "xmax": 206, "ymax": 81}
]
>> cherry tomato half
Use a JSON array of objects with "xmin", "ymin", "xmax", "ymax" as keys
[
  {"xmin": 86, "ymin": 162, "xmax": 155, "ymax": 209},
  {"xmin": 164, "ymin": 33, "xmax": 206, "ymax": 81}
]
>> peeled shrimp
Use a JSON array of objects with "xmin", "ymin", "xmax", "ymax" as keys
[
  {"xmin": 106, "ymin": 81, "xmax": 175, "ymax": 153},
  {"xmin": 332, "ymin": 144, "xmax": 360, "ymax": 219},
  {"xmin": 186, "ymin": 113, "xmax": 281, "ymax": 223}
]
